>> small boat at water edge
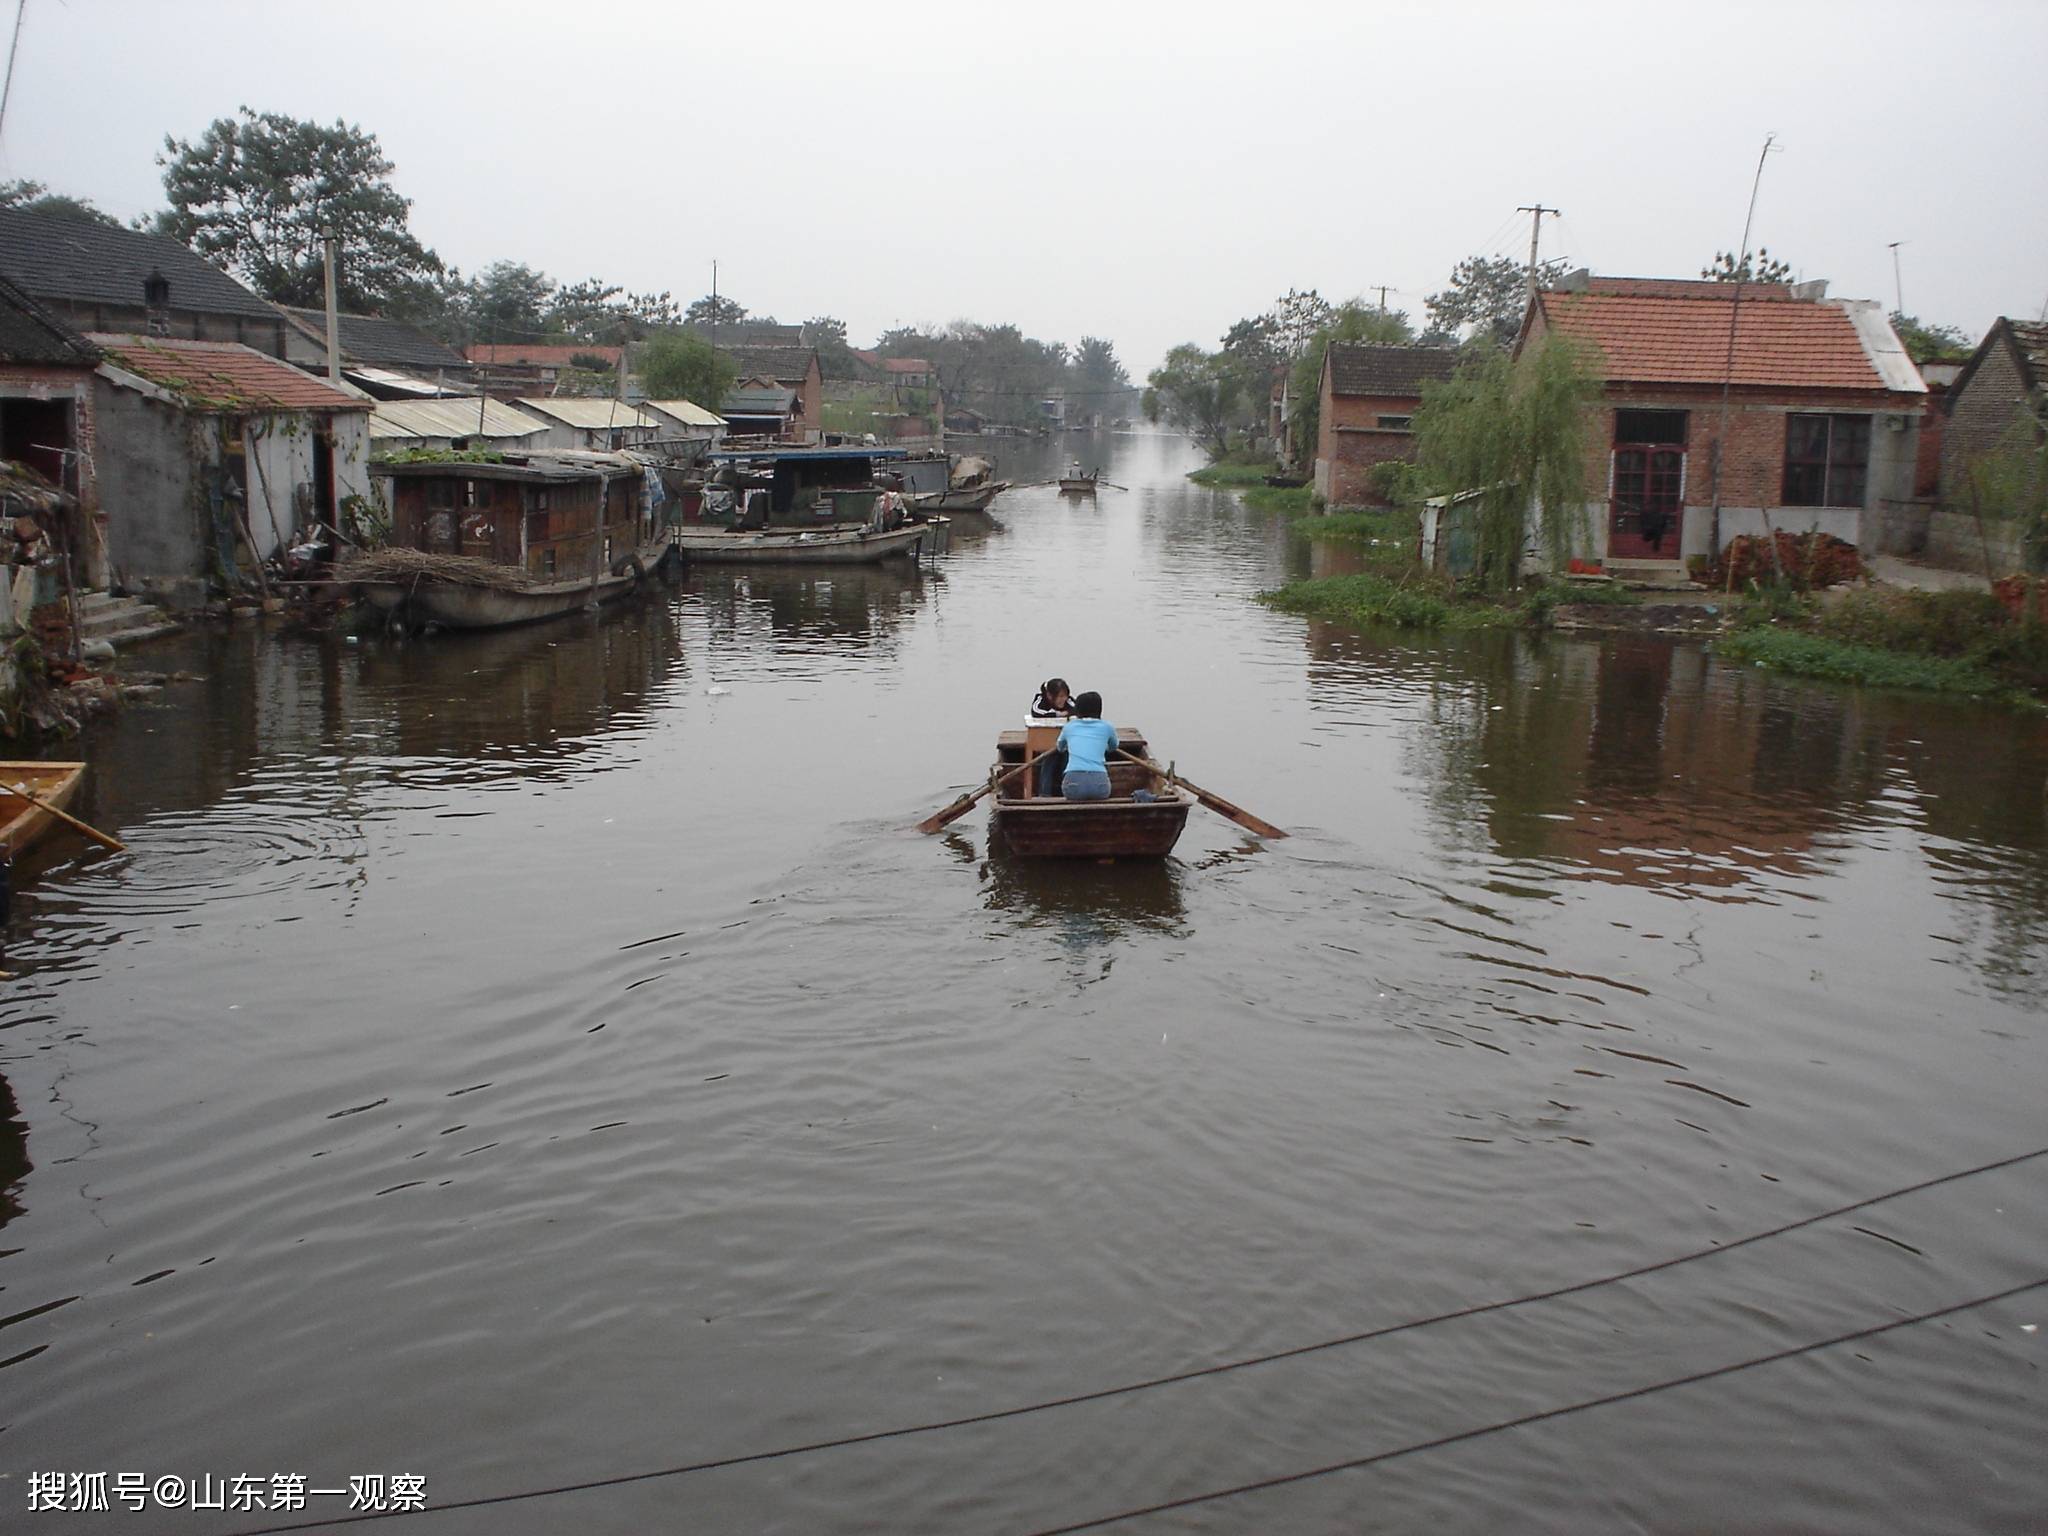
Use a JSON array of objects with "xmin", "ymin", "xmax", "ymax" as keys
[
  {"xmin": 0, "ymin": 762, "xmax": 87, "ymax": 857},
  {"xmin": 669, "ymin": 522, "xmax": 931, "ymax": 565},
  {"xmin": 349, "ymin": 545, "xmax": 667, "ymax": 632},
  {"xmin": 908, "ymin": 480, "xmax": 1009, "ymax": 514},
  {"xmin": 988, "ymin": 723, "xmax": 1193, "ymax": 858},
  {"xmin": 1057, "ymin": 460, "xmax": 1100, "ymax": 495}
]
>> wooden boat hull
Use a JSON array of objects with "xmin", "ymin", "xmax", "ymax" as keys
[
  {"xmin": 670, "ymin": 524, "xmax": 928, "ymax": 564},
  {"xmin": 1057, "ymin": 478, "xmax": 1098, "ymax": 495},
  {"xmin": 0, "ymin": 761, "xmax": 86, "ymax": 857},
  {"xmin": 908, "ymin": 481, "xmax": 1007, "ymax": 513},
  {"xmin": 990, "ymin": 758, "xmax": 1193, "ymax": 859},
  {"xmin": 358, "ymin": 568, "xmax": 640, "ymax": 630}
]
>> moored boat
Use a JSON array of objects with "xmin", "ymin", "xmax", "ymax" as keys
[
  {"xmin": 669, "ymin": 522, "xmax": 930, "ymax": 564},
  {"xmin": 988, "ymin": 722, "xmax": 1192, "ymax": 858},
  {"xmin": 352, "ymin": 554, "xmax": 652, "ymax": 631},
  {"xmin": 908, "ymin": 480, "xmax": 1009, "ymax": 514},
  {"xmin": 0, "ymin": 761, "xmax": 87, "ymax": 857}
]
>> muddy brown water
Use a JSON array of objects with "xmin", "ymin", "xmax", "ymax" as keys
[{"xmin": 3, "ymin": 432, "xmax": 2045, "ymax": 1533}]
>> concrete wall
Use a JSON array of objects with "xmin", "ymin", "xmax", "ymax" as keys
[
  {"xmin": 245, "ymin": 411, "xmax": 374, "ymax": 557},
  {"xmin": 93, "ymin": 379, "xmax": 209, "ymax": 604},
  {"xmin": 47, "ymin": 301, "xmax": 289, "ymax": 359}
]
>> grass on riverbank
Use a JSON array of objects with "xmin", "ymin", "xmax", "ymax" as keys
[
  {"xmin": 1187, "ymin": 462, "xmax": 1273, "ymax": 489},
  {"xmin": 1262, "ymin": 572, "xmax": 1640, "ymax": 632},
  {"xmin": 1718, "ymin": 587, "xmax": 2048, "ymax": 709}
]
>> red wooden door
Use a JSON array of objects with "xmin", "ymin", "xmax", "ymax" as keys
[{"xmin": 1609, "ymin": 447, "xmax": 1684, "ymax": 560}]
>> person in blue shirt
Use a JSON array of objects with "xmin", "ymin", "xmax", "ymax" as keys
[{"xmin": 1056, "ymin": 692, "xmax": 1120, "ymax": 801}]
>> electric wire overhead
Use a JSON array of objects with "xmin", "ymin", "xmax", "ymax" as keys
[{"xmin": 218, "ymin": 1144, "xmax": 2048, "ymax": 1535}]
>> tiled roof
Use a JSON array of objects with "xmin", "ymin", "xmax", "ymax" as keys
[
  {"xmin": 0, "ymin": 272, "xmax": 100, "ymax": 366},
  {"xmin": 1326, "ymin": 342, "xmax": 1461, "ymax": 397},
  {"xmin": 282, "ymin": 307, "xmax": 467, "ymax": 371},
  {"xmin": 719, "ymin": 345, "xmax": 815, "ymax": 382},
  {"xmin": 93, "ymin": 334, "xmax": 368, "ymax": 412},
  {"xmin": 883, "ymin": 357, "xmax": 931, "ymax": 373},
  {"xmin": 1536, "ymin": 286, "xmax": 1904, "ymax": 391},
  {"xmin": 0, "ymin": 208, "xmax": 277, "ymax": 320},
  {"xmin": 2008, "ymin": 319, "xmax": 2048, "ymax": 391},
  {"xmin": 467, "ymin": 343, "xmax": 622, "ymax": 368}
]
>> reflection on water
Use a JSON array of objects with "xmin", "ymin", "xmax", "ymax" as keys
[{"xmin": 0, "ymin": 428, "xmax": 2043, "ymax": 1535}]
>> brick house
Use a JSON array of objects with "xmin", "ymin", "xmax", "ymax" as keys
[
  {"xmin": 0, "ymin": 207, "xmax": 291, "ymax": 357},
  {"xmin": 1313, "ymin": 342, "xmax": 1460, "ymax": 505},
  {"xmin": 0, "ymin": 274, "xmax": 103, "ymax": 580},
  {"xmin": 1521, "ymin": 274, "xmax": 1925, "ymax": 571},
  {"xmin": 719, "ymin": 346, "xmax": 822, "ymax": 441}
]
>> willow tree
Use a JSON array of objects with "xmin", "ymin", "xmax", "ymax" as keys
[{"xmin": 1412, "ymin": 335, "xmax": 1598, "ymax": 590}]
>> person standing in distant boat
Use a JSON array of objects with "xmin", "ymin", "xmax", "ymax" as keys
[
  {"xmin": 1031, "ymin": 677, "xmax": 1072, "ymax": 795},
  {"xmin": 1056, "ymin": 692, "xmax": 1119, "ymax": 802}
]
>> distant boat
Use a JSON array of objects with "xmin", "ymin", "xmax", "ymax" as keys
[
  {"xmin": 1057, "ymin": 460, "xmax": 1099, "ymax": 495},
  {"xmin": 988, "ymin": 722, "xmax": 1192, "ymax": 858},
  {"xmin": 0, "ymin": 762, "xmax": 87, "ymax": 858}
]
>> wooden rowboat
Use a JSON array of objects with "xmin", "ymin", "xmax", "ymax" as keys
[
  {"xmin": 908, "ymin": 480, "xmax": 1008, "ymax": 514},
  {"xmin": 357, "ymin": 567, "xmax": 642, "ymax": 631},
  {"xmin": 1057, "ymin": 474, "xmax": 1098, "ymax": 495},
  {"xmin": 670, "ymin": 523, "xmax": 928, "ymax": 565},
  {"xmin": 0, "ymin": 762, "xmax": 87, "ymax": 857},
  {"xmin": 988, "ymin": 725, "xmax": 1193, "ymax": 859}
]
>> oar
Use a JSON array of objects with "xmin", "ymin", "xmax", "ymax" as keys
[
  {"xmin": 5, "ymin": 780, "xmax": 126, "ymax": 853},
  {"xmin": 1113, "ymin": 752, "xmax": 1286, "ymax": 839},
  {"xmin": 917, "ymin": 756, "xmax": 1032, "ymax": 835}
]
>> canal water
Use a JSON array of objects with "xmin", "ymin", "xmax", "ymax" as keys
[{"xmin": 4, "ymin": 432, "xmax": 2045, "ymax": 1534}]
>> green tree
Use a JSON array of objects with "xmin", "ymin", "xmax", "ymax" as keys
[
  {"xmin": 685, "ymin": 293, "xmax": 748, "ymax": 331},
  {"xmin": 156, "ymin": 106, "xmax": 441, "ymax": 309},
  {"xmin": 0, "ymin": 178, "xmax": 120, "ymax": 226},
  {"xmin": 1411, "ymin": 335, "xmax": 1599, "ymax": 590},
  {"xmin": 638, "ymin": 331, "xmax": 735, "ymax": 407},
  {"xmin": 1955, "ymin": 416, "xmax": 2048, "ymax": 582},
  {"xmin": 1890, "ymin": 312, "xmax": 1974, "ymax": 365},
  {"xmin": 1703, "ymin": 248, "xmax": 1794, "ymax": 283},
  {"xmin": 1145, "ymin": 344, "xmax": 1246, "ymax": 458},
  {"xmin": 465, "ymin": 261, "xmax": 555, "ymax": 337},
  {"xmin": 806, "ymin": 315, "xmax": 860, "ymax": 377},
  {"xmin": 1425, "ymin": 254, "xmax": 1564, "ymax": 348}
]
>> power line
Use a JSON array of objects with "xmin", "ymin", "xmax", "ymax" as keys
[
  {"xmin": 0, "ymin": 0, "xmax": 26, "ymax": 147},
  {"xmin": 216, "ymin": 1144, "xmax": 2048, "ymax": 1535},
  {"xmin": 1018, "ymin": 1277, "xmax": 2048, "ymax": 1536}
]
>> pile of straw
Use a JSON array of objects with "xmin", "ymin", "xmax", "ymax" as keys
[{"xmin": 342, "ymin": 548, "xmax": 540, "ymax": 592}]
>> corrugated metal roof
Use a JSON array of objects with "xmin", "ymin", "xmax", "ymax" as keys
[
  {"xmin": 369, "ymin": 398, "xmax": 551, "ymax": 440},
  {"xmin": 640, "ymin": 398, "xmax": 725, "ymax": 428},
  {"xmin": 1832, "ymin": 299, "xmax": 1927, "ymax": 395},
  {"xmin": 513, "ymin": 396, "xmax": 658, "ymax": 430},
  {"xmin": 347, "ymin": 366, "xmax": 451, "ymax": 398}
]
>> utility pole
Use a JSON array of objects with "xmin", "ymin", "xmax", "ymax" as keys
[
  {"xmin": 1374, "ymin": 284, "xmax": 1389, "ymax": 314},
  {"xmin": 1516, "ymin": 204, "xmax": 1559, "ymax": 311},
  {"xmin": 321, "ymin": 225, "xmax": 342, "ymax": 384},
  {"xmin": 710, "ymin": 259, "xmax": 719, "ymax": 354},
  {"xmin": 1708, "ymin": 134, "xmax": 1782, "ymax": 559},
  {"xmin": 1888, "ymin": 241, "xmax": 1905, "ymax": 316}
]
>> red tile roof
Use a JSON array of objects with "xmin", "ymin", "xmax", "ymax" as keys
[
  {"xmin": 467, "ymin": 343, "xmax": 622, "ymax": 367},
  {"xmin": 1536, "ymin": 286, "xmax": 1890, "ymax": 391},
  {"xmin": 883, "ymin": 357, "xmax": 931, "ymax": 373},
  {"xmin": 93, "ymin": 334, "xmax": 366, "ymax": 412}
]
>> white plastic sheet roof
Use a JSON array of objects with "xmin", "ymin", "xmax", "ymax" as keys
[{"xmin": 368, "ymin": 398, "xmax": 551, "ymax": 440}]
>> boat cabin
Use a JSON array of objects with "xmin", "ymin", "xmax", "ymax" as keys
[
  {"xmin": 699, "ymin": 444, "xmax": 913, "ymax": 528},
  {"xmin": 372, "ymin": 456, "xmax": 644, "ymax": 580}
]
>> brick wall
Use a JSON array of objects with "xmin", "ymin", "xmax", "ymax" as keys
[
  {"xmin": 1939, "ymin": 335, "xmax": 2031, "ymax": 501},
  {"xmin": 1314, "ymin": 383, "xmax": 1424, "ymax": 505}
]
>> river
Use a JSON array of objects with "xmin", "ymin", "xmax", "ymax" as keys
[{"xmin": 4, "ymin": 430, "xmax": 2045, "ymax": 1534}]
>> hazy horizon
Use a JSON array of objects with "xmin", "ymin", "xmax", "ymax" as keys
[{"xmin": 2, "ymin": 0, "xmax": 2042, "ymax": 374}]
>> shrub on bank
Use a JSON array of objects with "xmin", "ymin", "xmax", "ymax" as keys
[
  {"xmin": 1710, "ymin": 530, "xmax": 1864, "ymax": 591},
  {"xmin": 1716, "ymin": 628, "xmax": 2027, "ymax": 702}
]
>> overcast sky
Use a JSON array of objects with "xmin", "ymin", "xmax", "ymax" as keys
[{"xmin": 3, "ymin": 0, "xmax": 2043, "ymax": 373}]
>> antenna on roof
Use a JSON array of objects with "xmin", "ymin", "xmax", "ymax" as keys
[{"xmin": 1888, "ymin": 241, "xmax": 1906, "ymax": 317}]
